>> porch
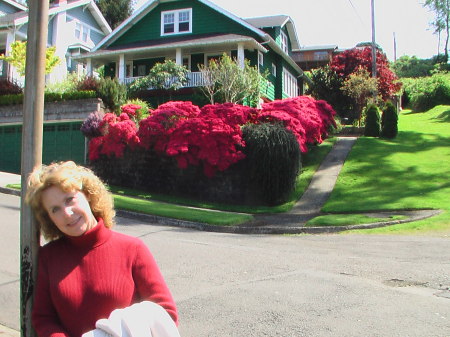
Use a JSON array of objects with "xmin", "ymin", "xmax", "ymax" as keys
[{"xmin": 121, "ymin": 71, "xmax": 207, "ymax": 88}]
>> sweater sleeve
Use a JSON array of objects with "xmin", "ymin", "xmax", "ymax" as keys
[
  {"xmin": 132, "ymin": 241, "xmax": 178, "ymax": 326},
  {"xmin": 32, "ymin": 248, "xmax": 71, "ymax": 337}
]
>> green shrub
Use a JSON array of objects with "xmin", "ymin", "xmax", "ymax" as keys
[
  {"xmin": 0, "ymin": 93, "xmax": 23, "ymax": 105},
  {"xmin": 402, "ymin": 73, "xmax": 450, "ymax": 111},
  {"xmin": 381, "ymin": 102, "xmax": 398, "ymax": 138},
  {"xmin": 62, "ymin": 90, "xmax": 97, "ymax": 101},
  {"xmin": 241, "ymin": 123, "xmax": 301, "ymax": 206},
  {"xmin": 97, "ymin": 77, "xmax": 127, "ymax": 113},
  {"xmin": 364, "ymin": 104, "xmax": 381, "ymax": 137},
  {"xmin": 44, "ymin": 92, "xmax": 63, "ymax": 102}
]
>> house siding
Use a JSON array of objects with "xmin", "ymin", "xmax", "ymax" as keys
[
  {"xmin": 111, "ymin": 0, "xmax": 260, "ymax": 47},
  {"xmin": 0, "ymin": 2, "xmax": 20, "ymax": 15},
  {"xmin": 68, "ymin": 6, "xmax": 103, "ymax": 31}
]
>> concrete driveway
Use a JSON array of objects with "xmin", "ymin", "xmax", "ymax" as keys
[{"xmin": 1, "ymin": 193, "xmax": 449, "ymax": 337}]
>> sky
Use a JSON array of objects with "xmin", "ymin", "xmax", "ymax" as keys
[{"xmin": 134, "ymin": 0, "xmax": 441, "ymax": 61}]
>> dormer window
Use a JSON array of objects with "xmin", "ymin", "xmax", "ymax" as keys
[
  {"xmin": 161, "ymin": 8, "xmax": 192, "ymax": 35},
  {"xmin": 75, "ymin": 21, "xmax": 90, "ymax": 43},
  {"xmin": 280, "ymin": 30, "xmax": 288, "ymax": 53}
]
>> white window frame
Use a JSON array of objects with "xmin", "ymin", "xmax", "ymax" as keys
[
  {"xmin": 137, "ymin": 64, "xmax": 146, "ymax": 76},
  {"xmin": 258, "ymin": 51, "xmax": 264, "ymax": 69},
  {"xmin": 161, "ymin": 8, "xmax": 192, "ymax": 36},
  {"xmin": 74, "ymin": 20, "xmax": 90, "ymax": 43},
  {"xmin": 280, "ymin": 30, "xmax": 288, "ymax": 54},
  {"xmin": 283, "ymin": 68, "xmax": 298, "ymax": 98},
  {"xmin": 271, "ymin": 63, "xmax": 277, "ymax": 77}
]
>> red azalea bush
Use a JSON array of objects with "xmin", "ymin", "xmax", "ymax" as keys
[
  {"xmin": 88, "ymin": 96, "xmax": 336, "ymax": 176},
  {"xmin": 259, "ymin": 96, "xmax": 336, "ymax": 153},
  {"xmin": 200, "ymin": 103, "xmax": 259, "ymax": 126},
  {"xmin": 88, "ymin": 113, "xmax": 139, "ymax": 160}
]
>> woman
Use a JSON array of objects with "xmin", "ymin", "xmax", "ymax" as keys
[{"xmin": 26, "ymin": 161, "xmax": 178, "ymax": 337}]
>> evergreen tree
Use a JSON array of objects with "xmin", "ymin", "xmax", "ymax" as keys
[
  {"xmin": 95, "ymin": 0, "xmax": 134, "ymax": 29},
  {"xmin": 381, "ymin": 102, "xmax": 398, "ymax": 139},
  {"xmin": 364, "ymin": 104, "xmax": 381, "ymax": 137}
]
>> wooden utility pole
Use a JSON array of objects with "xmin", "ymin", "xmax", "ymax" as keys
[
  {"xmin": 371, "ymin": 0, "xmax": 377, "ymax": 78},
  {"xmin": 20, "ymin": 1, "xmax": 49, "ymax": 336}
]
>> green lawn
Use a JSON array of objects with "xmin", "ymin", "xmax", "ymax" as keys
[{"xmin": 321, "ymin": 105, "xmax": 450, "ymax": 234}]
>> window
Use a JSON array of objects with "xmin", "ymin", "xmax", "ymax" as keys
[
  {"xmin": 283, "ymin": 68, "xmax": 298, "ymax": 98},
  {"xmin": 314, "ymin": 51, "xmax": 329, "ymax": 61},
  {"xmin": 74, "ymin": 21, "xmax": 90, "ymax": 43},
  {"xmin": 161, "ymin": 9, "xmax": 192, "ymax": 35},
  {"xmin": 280, "ymin": 30, "xmax": 288, "ymax": 53},
  {"xmin": 138, "ymin": 65, "xmax": 146, "ymax": 76},
  {"xmin": 271, "ymin": 63, "xmax": 276, "ymax": 77},
  {"xmin": 258, "ymin": 51, "xmax": 264, "ymax": 68}
]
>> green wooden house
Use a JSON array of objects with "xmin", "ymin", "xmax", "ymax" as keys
[{"xmin": 76, "ymin": 0, "xmax": 304, "ymax": 104}]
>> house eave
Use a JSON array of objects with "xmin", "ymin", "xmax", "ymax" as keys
[{"xmin": 75, "ymin": 34, "xmax": 268, "ymax": 61}]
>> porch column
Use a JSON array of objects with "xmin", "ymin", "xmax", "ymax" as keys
[
  {"xmin": 175, "ymin": 48, "xmax": 182, "ymax": 65},
  {"xmin": 5, "ymin": 30, "xmax": 16, "ymax": 81},
  {"xmin": 86, "ymin": 58, "xmax": 92, "ymax": 76},
  {"xmin": 237, "ymin": 43, "xmax": 245, "ymax": 68},
  {"xmin": 118, "ymin": 54, "xmax": 125, "ymax": 82}
]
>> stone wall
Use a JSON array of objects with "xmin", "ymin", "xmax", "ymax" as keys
[{"xmin": 0, "ymin": 98, "xmax": 104, "ymax": 124}]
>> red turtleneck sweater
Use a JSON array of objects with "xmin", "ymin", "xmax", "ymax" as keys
[{"xmin": 32, "ymin": 219, "xmax": 178, "ymax": 337}]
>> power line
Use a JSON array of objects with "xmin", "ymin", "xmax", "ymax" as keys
[{"xmin": 347, "ymin": 0, "xmax": 366, "ymax": 27}]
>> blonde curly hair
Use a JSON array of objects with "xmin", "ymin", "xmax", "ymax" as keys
[{"xmin": 25, "ymin": 161, "xmax": 115, "ymax": 241}]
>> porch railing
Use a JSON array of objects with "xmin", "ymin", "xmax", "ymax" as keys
[{"xmin": 121, "ymin": 71, "xmax": 208, "ymax": 88}]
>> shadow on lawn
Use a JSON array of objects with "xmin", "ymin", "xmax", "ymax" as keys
[{"xmin": 324, "ymin": 130, "xmax": 450, "ymax": 211}]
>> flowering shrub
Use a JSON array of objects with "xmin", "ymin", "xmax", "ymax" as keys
[
  {"xmin": 88, "ymin": 113, "xmax": 139, "ymax": 160},
  {"xmin": 120, "ymin": 99, "xmax": 151, "ymax": 122},
  {"xmin": 259, "ymin": 96, "xmax": 336, "ymax": 152},
  {"xmin": 80, "ymin": 111, "xmax": 104, "ymax": 139},
  {"xmin": 138, "ymin": 101, "xmax": 245, "ymax": 176},
  {"xmin": 200, "ymin": 103, "xmax": 259, "ymax": 126},
  {"xmin": 88, "ymin": 97, "xmax": 336, "ymax": 176}
]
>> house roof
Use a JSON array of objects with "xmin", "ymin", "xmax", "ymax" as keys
[
  {"xmin": 245, "ymin": 15, "xmax": 300, "ymax": 50},
  {"xmin": 91, "ymin": 0, "xmax": 302, "ymax": 74},
  {"xmin": 295, "ymin": 45, "xmax": 338, "ymax": 52},
  {"xmin": 0, "ymin": 0, "xmax": 111, "ymax": 34},
  {"xmin": 2, "ymin": 0, "xmax": 27, "ymax": 12},
  {"xmin": 75, "ymin": 33, "xmax": 268, "ymax": 62}
]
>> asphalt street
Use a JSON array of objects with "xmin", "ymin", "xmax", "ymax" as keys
[{"xmin": 0, "ymin": 192, "xmax": 449, "ymax": 337}]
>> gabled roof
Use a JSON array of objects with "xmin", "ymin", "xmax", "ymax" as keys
[
  {"xmin": 0, "ymin": 0, "xmax": 111, "ymax": 34},
  {"xmin": 91, "ymin": 0, "xmax": 302, "ymax": 74},
  {"xmin": 94, "ymin": 0, "xmax": 267, "ymax": 51},
  {"xmin": 245, "ymin": 15, "xmax": 300, "ymax": 50}
]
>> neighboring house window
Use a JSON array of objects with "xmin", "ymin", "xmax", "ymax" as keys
[
  {"xmin": 283, "ymin": 68, "xmax": 298, "ymax": 98},
  {"xmin": 271, "ymin": 63, "xmax": 276, "ymax": 77},
  {"xmin": 258, "ymin": 51, "xmax": 264, "ymax": 69},
  {"xmin": 74, "ymin": 21, "xmax": 90, "ymax": 43},
  {"xmin": 314, "ymin": 51, "xmax": 329, "ymax": 61},
  {"xmin": 280, "ymin": 30, "xmax": 288, "ymax": 53},
  {"xmin": 161, "ymin": 8, "xmax": 192, "ymax": 35}
]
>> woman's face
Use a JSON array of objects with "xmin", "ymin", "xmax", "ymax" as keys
[{"xmin": 41, "ymin": 185, "xmax": 97, "ymax": 237}]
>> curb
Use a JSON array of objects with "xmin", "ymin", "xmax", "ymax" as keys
[
  {"xmin": 117, "ymin": 209, "xmax": 443, "ymax": 235},
  {"xmin": 2, "ymin": 188, "xmax": 443, "ymax": 235}
]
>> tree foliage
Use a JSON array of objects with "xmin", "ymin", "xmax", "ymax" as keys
[
  {"xmin": 331, "ymin": 47, "xmax": 401, "ymax": 101},
  {"xmin": 391, "ymin": 55, "xmax": 437, "ymax": 78},
  {"xmin": 381, "ymin": 102, "xmax": 398, "ymax": 139},
  {"xmin": 0, "ymin": 41, "xmax": 61, "ymax": 76},
  {"xmin": 423, "ymin": 0, "xmax": 450, "ymax": 59},
  {"xmin": 95, "ymin": 0, "xmax": 134, "ymax": 29},
  {"xmin": 198, "ymin": 53, "xmax": 265, "ymax": 106},
  {"xmin": 341, "ymin": 67, "xmax": 379, "ymax": 125}
]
